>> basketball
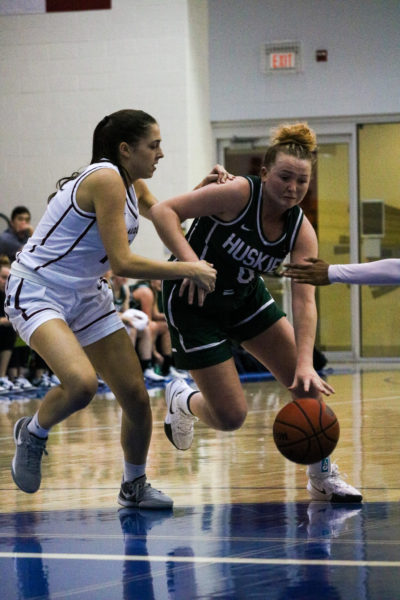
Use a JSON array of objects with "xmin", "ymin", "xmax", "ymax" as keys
[{"xmin": 272, "ymin": 398, "xmax": 340, "ymax": 465}]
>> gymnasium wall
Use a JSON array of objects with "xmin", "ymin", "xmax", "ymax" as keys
[
  {"xmin": 0, "ymin": 0, "xmax": 212, "ymax": 260},
  {"xmin": 2, "ymin": 0, "xmax": 400, "ymax": 263},
  {"xmin": 208, "ymin": 0, "xmax": 400, "ymax": 122}
]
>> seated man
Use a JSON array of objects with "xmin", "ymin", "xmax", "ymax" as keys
[{"xmin": 0, "ymin": 206, "xmax": 33, "ymax": 262}]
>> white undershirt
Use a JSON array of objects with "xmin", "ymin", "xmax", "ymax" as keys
[{"xmin": 328, "ymin": 259, "xmax": 400, "ymax": 285}]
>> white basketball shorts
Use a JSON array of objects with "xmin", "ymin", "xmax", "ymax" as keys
[{"xmin": 5, "ymin": 272, "xmax": 124, "ymax": 347}]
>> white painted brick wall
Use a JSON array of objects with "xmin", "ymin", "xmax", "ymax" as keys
[{"xmin": 0, "ymin": 0, "xmax": 212, "ymax": 261}]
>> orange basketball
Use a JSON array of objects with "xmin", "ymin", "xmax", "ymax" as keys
[{"xmin": 272, "ymin": 398, "xmax": 340, "ymax": 465}]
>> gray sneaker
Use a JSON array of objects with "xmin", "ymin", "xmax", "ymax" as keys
[
  {"xmin": 164, "ymin": 379, "xmax": 198, "ymax": 450},
  {"xmin": 11, "ymin": 417, "xmax": 48, "ymax": 494},
  {"xmin": 118, "ymin": 475, "xmax": 173, "ymax": 509}
]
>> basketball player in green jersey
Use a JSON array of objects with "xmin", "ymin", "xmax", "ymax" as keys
[{"xmin": 151, "ymin": 122, "xmax": 362, "ymax": 503}]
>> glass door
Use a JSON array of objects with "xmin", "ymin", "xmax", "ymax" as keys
[
  {"xmin": 358, "ymin": 123, "xmax": 400, "ymax": 358},
  {"xmin": 315, "ymin": 139, "xmax": 352, "ymax": 355},
  {"xmin": 224, "ymin": 138, "xmax": 354, "ymax": 358}
]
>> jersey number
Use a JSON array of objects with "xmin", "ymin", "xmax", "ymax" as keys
[{"xmin": 237, "ymin": 267, "xmax": 255, "ymax": 285}]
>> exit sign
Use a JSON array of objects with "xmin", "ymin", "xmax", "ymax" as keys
[
  {"xmin": 261, "ymin": 41, "xmax": 302, "ymax": 74},
  {"xmin": 270, "ymin": 52, "xmax": 296, "ymax": 70}
]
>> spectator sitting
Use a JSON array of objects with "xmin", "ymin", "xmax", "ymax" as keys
[
  {"xmin": 110, "ymin": 273, "xmax": 165, "ymax": 383},
  {"xmin": 0, "ymin": 206, "xmax": 33, "ymax": 263},
  {"xmin": 130, "ymin": 279, "xmax": 185, "ymax": 378},
  {"xmin": 0, "ymin": 257, "xmax": 18, "ymax": 392}
]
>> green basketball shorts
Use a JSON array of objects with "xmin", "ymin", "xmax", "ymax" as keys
[{"xmin": 162, "ymin": 277, "xmax": 285, "ymax": 370}]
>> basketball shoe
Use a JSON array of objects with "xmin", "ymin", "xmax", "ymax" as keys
[
  {"xmin": 118, "ymin": 475, "xmax": 173, "ymax": 509},
  {"xmin": 143, "ymin": 367, "xmax": 166, "ymax": 382},
  {"xmin": 307, "ymin": 463, "xmax": 362, "ymax": 503},
  {"xmin": 11, "ymin": 417, "xmax": 48, "ymax": 493},
  {"xmin": 164, "ymin": 379, "xmax": 198, "ymax": 450}
]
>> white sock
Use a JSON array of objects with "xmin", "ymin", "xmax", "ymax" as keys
[
  {"xmin": 27, "ymin": 412, "xmax": 50, "ymax": 439},
  {"xmin": 308, "ymin": 456, "xmax": 331, "ymax": 478},
  {"xmin": 123, "ymin": 461, "xmax": 146, "ymax": 483}
]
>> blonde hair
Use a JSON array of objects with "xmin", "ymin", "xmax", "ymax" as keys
[{"xmin": 263, "ymin": 122, "xmax": 317, "ymax": 169}]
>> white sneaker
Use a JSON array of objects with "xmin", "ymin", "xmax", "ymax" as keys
[
  {"xmin": 0, "ymin": 376, "xmax": 19, "ymax": 391},
  {"xmin": 14, "ymin": 376, "xmax": 35, "ymax": 390},
  {"xmin": 164, "ymin": 379, "xmax": 198, "ymax": 450},
  {"xmin": 167, "ymin": 366, "xmax": 190, "ymax": 380},
  {"xmin": 143, "ymin": 367, "xmax": 166, "ymax": 382},
  {"xmin": 50, "ymin": 374, "xmax": 60, "ymax": 385},
  {"xmin": 307, "ymin": 463, "xmax": 363, "ymax": 503},
  {"xmin": 33, "ymin": 374, "xmax": 55, "ymax": 388}
]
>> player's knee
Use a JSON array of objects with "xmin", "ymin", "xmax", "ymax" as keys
[
  {"xmin": 118, "ymin": 381, "xmax": 150, "ymax": 419},
  {"xmin": 217, "ymin": 406, "xmax": 247, "ymax": 431},
  {"xmin": 66, "ymin": 373, "xmax": 98, "ymax": 410}
]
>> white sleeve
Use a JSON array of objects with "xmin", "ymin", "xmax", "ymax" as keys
[{"xmin": 328, "ymin": 259, "xmax": 400, "ymax": 285}]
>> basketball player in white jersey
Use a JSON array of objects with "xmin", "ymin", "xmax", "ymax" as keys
[{"xmin": 5, "ymin": 109, "xmax": 222, "ymax": 508}]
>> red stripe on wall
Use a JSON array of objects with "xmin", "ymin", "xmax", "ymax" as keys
[{"xmin": 46, "ymin": 0, "xmax": 111, "ymax": 12}]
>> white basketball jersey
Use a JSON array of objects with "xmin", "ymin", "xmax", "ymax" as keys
[{"xmin": 16, "ymin": 161, "xmax": 139, "ymax": 289}]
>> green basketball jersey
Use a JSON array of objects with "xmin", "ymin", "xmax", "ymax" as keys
[{"xmin": 184, "ymin": 175, "xmax": 304, "ymax": 293}]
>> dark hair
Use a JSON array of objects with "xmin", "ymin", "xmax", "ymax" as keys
[
  {"xmin": 48, "ymin": 109, "xmax": 157, "ymax": 201},
  {"xmin": 263, "ymin": 122, "xmax": 317, "ymax": 171},
  {"xmin": 0, "ymin": 253, "xmax": 11, "ymax": 267},
  {"xmin": 11, "ymin": 206, "xmax": 31, "ymax": 220}
]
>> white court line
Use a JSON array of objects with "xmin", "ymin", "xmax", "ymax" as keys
[{"xmin": 1, "ymin": 552, "xmax": 399, "ymax": 568}]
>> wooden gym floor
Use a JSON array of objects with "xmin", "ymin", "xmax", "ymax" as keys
[{"xmin": 0, "ymin": 363, "xmax": 399, "ymax": 599}]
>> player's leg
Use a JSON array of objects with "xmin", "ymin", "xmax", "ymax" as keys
[
  {"xmin": 164, "ymin": 358, "xmax": 247, "ymax": 451},
  {"xmin": 12, "ymin": 319, "xmax": 99, "ymax": 493},
  {"xmin": 84, "ymin": 328, "xmax": 172, "ymax": 508},
  {"xmin": 85, "ymin": 328, "xmax": 151, "ymax": 464},
  {"xmin": 243, "ymin": 319, "xmax": 362, "ymax": 503},
  {"xmin": 190, "ymin": 360, "xmax": 247, "ymax": 429},
  {"xmin": 241, "ymin": 316, "xmax": 305, "ymax": 394},
  {"xmin": 30, "ymin": 319, "xmax": 99, "ymax": 427}
]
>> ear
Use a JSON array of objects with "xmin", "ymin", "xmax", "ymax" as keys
[
  {"xmin": 119, "ymin": 141, "xmax": 131, "ymax": 158},
  {"xmin": 260, "ymin": 165, "xmax": 268, "ymax": 181}
]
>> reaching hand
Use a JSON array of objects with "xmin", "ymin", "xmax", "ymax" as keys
[
  {"xmin": 284, "ymin": 257, "xmax": 331, "ymax": 286},
  {"xmin": 195, "ymin": 164, "xmax": 235, "ymax": 189},
  {"xmin": 288, "ymin": 366, "xmax": 335, "ymax": 397},
  {"xmin": 179, "ymin": 260, "xmax": 216, "ymax": 306},
  {"xmin": 179, "ymin": 278, "xmax": 209, "ymax": 306}
]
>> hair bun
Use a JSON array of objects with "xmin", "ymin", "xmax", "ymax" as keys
[{"xmin": 271, "ymin": 122, "xmax": 317, "ymax": 152}]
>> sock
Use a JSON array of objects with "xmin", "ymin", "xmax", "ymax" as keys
[
  {"xmin": 161, "ymin": 354, "xmax": 173, "ymax": 376},
  {"xmin": 140, "ymin": 358, "xmax": 151, "ymax": 372},
  {"xmin": 308, "ymin": 456, "xmax": 331, "ymax": 478},
  {"xmin": 123, "ymin": 461, "xmax": 146, "ymax": 483},
  {"xmin": 27, "ymin": 412, "xmax": 50, "ymax": 439}
]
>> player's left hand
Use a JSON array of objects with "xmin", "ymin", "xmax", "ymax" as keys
[
  {"xmin": 195, "ymin": 164, "xmax": 235, "ymax": 189},
  {"xmin": 179, "ymin": 277, "xmax": 213, "ymax": 306},
  {"xmin": 289, "ymin": 367, "xmax": 335, "ymax": 397}
]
